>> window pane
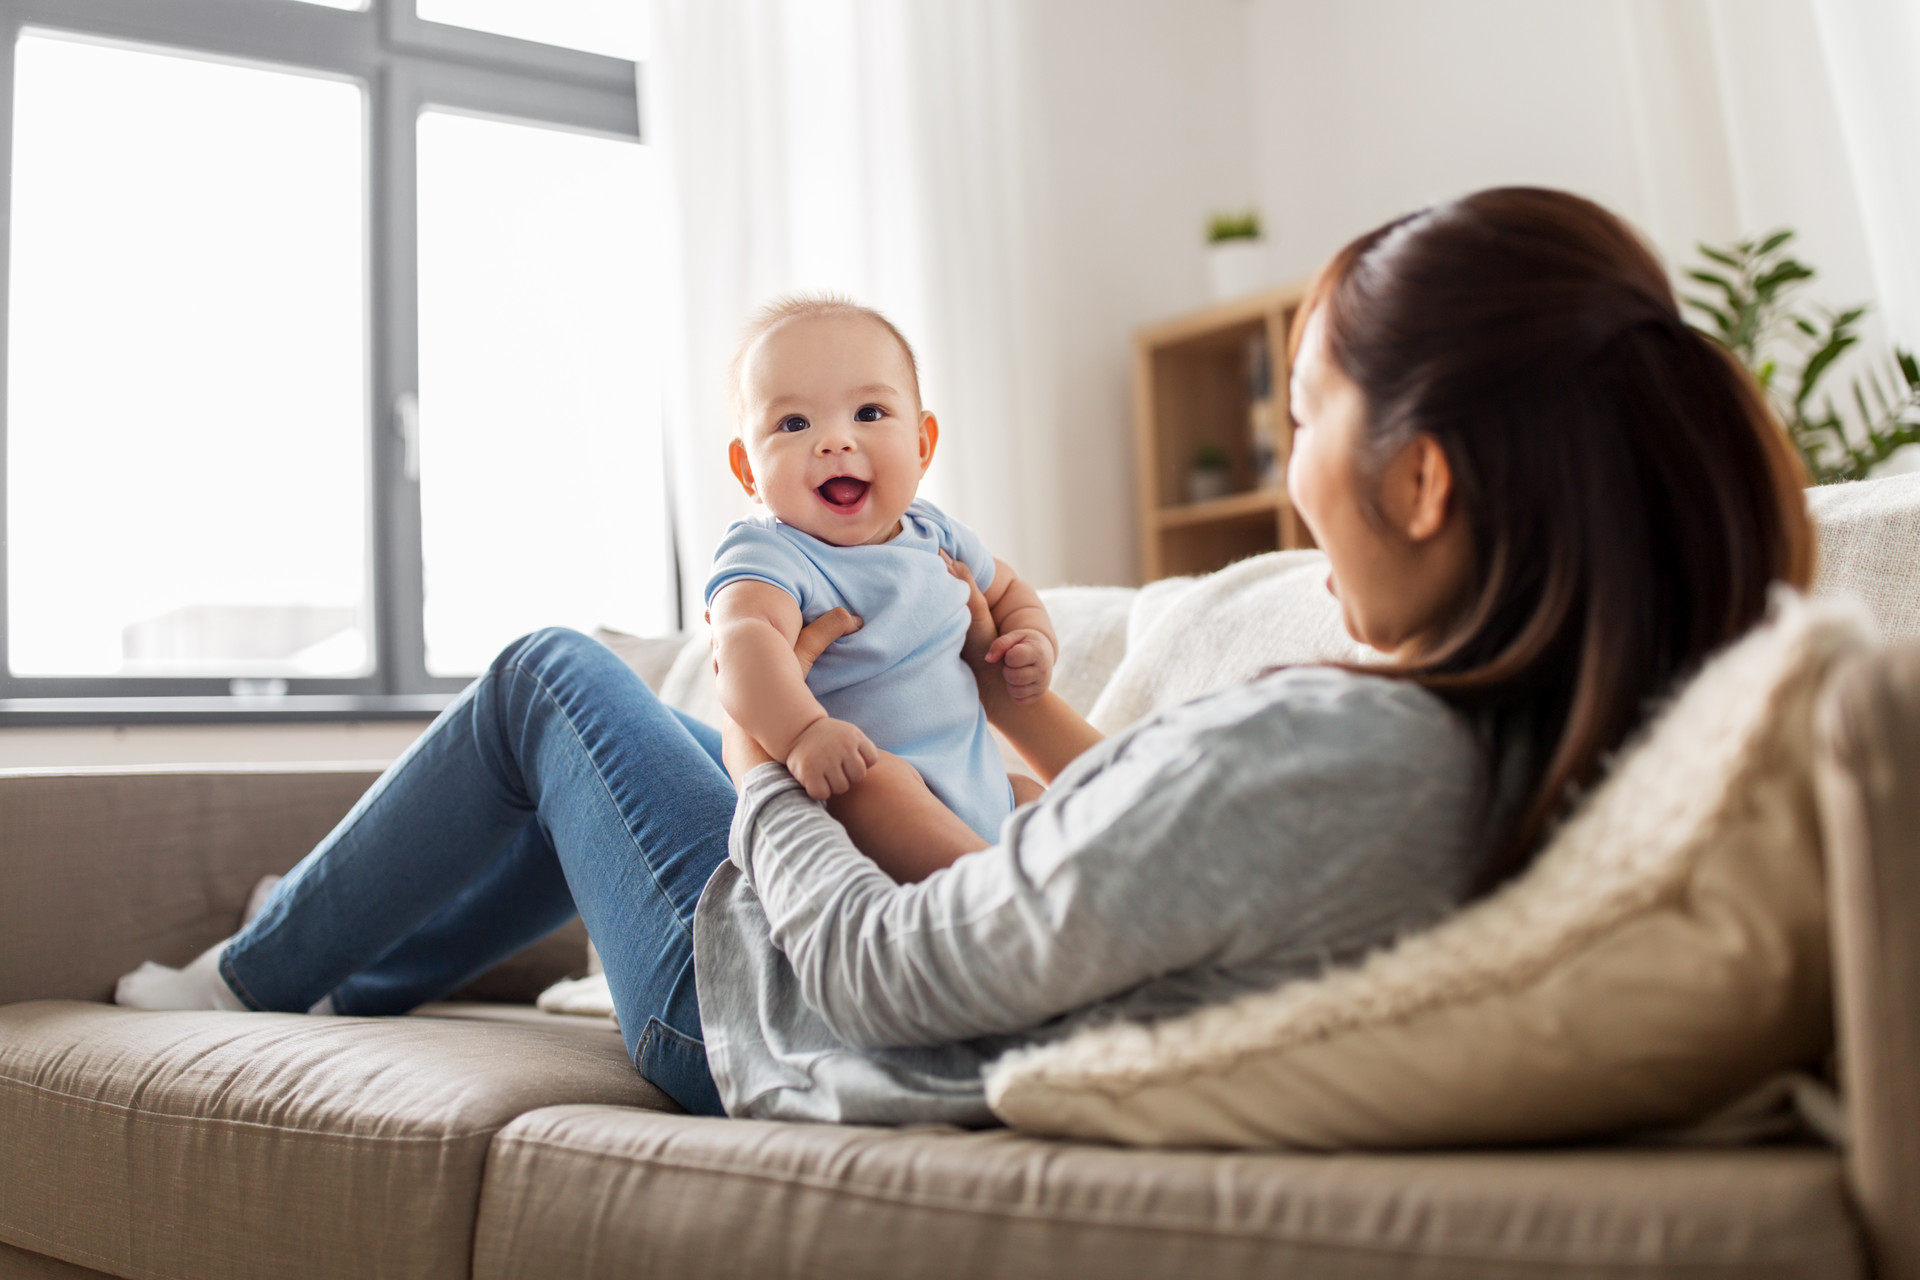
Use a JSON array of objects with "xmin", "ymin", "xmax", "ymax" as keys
[
  {"xmin": 417, "ymin": 110, "xmax": 670, "ymax": 675},
  {"xmin": 415, "ymin": 0, "xmax": 644, "ymax": 61},
  {"xmin": 6, "ymin": 33, "xmax": 369, "ymax": 679}
]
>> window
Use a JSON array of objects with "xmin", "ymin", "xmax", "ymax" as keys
[{"xmin": 0, "ymin": 0, "xmax": 671, "ymax": 719}]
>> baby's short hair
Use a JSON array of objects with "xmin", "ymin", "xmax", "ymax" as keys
[{"xmin": 727, "ymin": 293, "xmax": 922, "ymax": 422}]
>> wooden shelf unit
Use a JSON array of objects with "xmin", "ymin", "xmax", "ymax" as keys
[{"xmin": 1132, "ymin": 282, "xmax": 1311, "ymax": 581}]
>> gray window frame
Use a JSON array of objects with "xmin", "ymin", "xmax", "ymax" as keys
[{"xmin": 0, "ymin": 0, "xmax": 650, "ymax": 723}]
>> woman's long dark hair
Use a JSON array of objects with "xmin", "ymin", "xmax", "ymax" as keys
[{"xmin": 1295, "ymin": 188, "xmax": 1815, "ymax": 891}]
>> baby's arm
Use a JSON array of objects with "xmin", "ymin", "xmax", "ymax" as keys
[
  {"xmin": 980, "ymin": 557, "xmax": 1058, "ymax": 706},
  {"xmin": 709, "ymin": 581, "xmax": 877, "ymax": 799}
]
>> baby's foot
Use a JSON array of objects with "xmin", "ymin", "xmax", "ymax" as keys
[{"xmin": 114, "ymin": 941, "xmax": 247, "ymax": 1012}]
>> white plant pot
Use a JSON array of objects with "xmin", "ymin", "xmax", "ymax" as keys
[
  {"xmin": 1186, "ymin": 467, "xmax": 1234, "ymax": 504},
  {"xmin": 1206, "ymin": 239, "xmax": 1269, "ymax": 303}
]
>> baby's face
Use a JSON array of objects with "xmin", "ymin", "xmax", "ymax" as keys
[{"xmin": 731, "ymin": 314, "xmax": 934, "ymax": 547}]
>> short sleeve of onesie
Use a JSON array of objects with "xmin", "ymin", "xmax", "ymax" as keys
[
  {"xmin": 909, "ymin": 499, "xmax": 996, "ymax": 594},
  {"xmin": 705, "ymin": 521, "xmax": 817, "ymax": 615}
]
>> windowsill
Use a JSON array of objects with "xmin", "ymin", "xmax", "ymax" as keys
[{"xmin": 0, "ymin": 694, "xmax": 456, "ymax": 726}]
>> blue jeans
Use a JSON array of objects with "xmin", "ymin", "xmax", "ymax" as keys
[{"xmin": 218, "ymin": 628, "xmax": 735, "ymax": 1116}]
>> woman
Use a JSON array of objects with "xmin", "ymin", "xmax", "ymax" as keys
[{"xmin": 117, "ymin": 188, "xmax": 1812, "ymax": 1124}]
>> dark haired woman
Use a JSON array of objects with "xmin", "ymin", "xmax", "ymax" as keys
[{"xmin": 116, "ymin": 188, "xmax": 1814, "ymax": 1123}]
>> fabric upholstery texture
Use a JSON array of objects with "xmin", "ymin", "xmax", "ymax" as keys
[
  {"xmin": 0, "ymin": 1001, "xmax": 670, "ymax": 1280},
  {"xmin": 0, "ymin": 765, "xmax": 382, "ymax": 1006},
  {"xmin": 1807, "ymin": 470, "xmax": 1920, "ymax": 640},
  {"xmin": 987, "ymin": 593, "xmax": 1863, "ymax": 1147},
  {"xmin": 1816, "ymin": 639, "xmax": 1920, "ymax": 1280},
  {"xmin": 470, "ymin": 1105, "xmax": 1862, "ymax": 1280},
  {"xmin": 0, "ymin": 1238, "xmax": 117, "ymax": 1280}
]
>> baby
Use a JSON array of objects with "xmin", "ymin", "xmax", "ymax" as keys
[{"xmin": 706, "ymin": 295, "xmax": 1055, "ymax": 875}]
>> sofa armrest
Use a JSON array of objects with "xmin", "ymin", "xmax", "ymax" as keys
[
  {"xmin": 0, "ymin": 764, "xmax": 382, "ymax": 1005},
  {"xmin": 1816, "ymin": 639, "xmax": 1920, "ymax": 1280}
]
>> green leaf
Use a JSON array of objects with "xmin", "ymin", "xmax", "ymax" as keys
[
  {"xmin": 1896, "ymin": 348, "xmax": 1919, "ymax": 387},
  {"xmin": 1699, "ymin": 244, "xmax": 1742, "ymax": 269},
  {"xmin": 1756, "ymin": 229, "xmax": 1796, "ymax": 255},
  {"xmin": 1754, "ymin": 261, "xmax": 1815, "ymax": 294},
  {"xmin": 1793, "ymin": 317, "xmax": 1818, "ymax": 336},
  {"xmin": 1796, "ymin": 331, "xmax": 1859, "ymax": 408},
  {"xmin": 1682, "ymin": 296, "xmax": 1733, "ymax": 334}
]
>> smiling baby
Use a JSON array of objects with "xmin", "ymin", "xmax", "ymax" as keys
[{"xmin": 705, "ymin": 295, "xmax": 1055, "ymax": 877}]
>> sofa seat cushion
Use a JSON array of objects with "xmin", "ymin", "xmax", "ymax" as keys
[
  {"xmin": 471, "ymin": 1105, "xmax": 1862, "ymax": 1280},
  {"xmin": 0, "ymin": 1000, "xmax": 670, "ymax": 1280}
]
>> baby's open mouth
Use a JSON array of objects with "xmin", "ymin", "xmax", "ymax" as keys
[{"xmin": 816, "ymin": 476, "xmax": 870, "ymax": 511}]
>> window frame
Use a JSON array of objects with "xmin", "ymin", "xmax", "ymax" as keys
[{"xmin": 0, "ymin": 0, "xmax": 650, "ymax": 722}]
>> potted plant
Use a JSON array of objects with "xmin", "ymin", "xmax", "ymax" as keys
[
  {"xmin": 1683, "ymin": 229, "xmax": 1920, "ymax": 483},
  {"xmin": 1205, "ymin": 209, "xmax": 1268, "ymax": 303},
  {"xmin": 1186, "ymin": 443, "xmax": 1234, "ymax": 504}
]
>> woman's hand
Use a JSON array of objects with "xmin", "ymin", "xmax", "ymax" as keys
[
  {"xmin": 720, "ymin": 607, "xmax": 863, "ymax": 789},
  {"xmin": 940, "ymin": 552, "xmax": 1017, "ymax": 718},
  {"xmin": 942, "ymin": 552, "xmax": 1106, "ymax": 783}
]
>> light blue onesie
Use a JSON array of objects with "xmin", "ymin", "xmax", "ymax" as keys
[{"xmin": 704, "ymin": 498, "xmax": 1013, "ymax": 843}]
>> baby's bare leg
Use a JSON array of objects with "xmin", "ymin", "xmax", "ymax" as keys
[
  {"xmin": 827, "ymin": 753, "xmax": 987, "ymax": 883},
  {"xmin": 1009, "ymin": 774, "xmax": 1045, "ymax": 806}
]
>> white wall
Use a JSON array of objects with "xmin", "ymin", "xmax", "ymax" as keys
[
  {"xmin": 1246, "ymin": 1, "xmax": 1650, "ymax": 282},
  {"xmin": 1026, "ymin": 0, "xmax": 1258, "ymax": 588},
  {"xmin": 1023, "ymin": 0, "xmax": 1885, "ymax": 591}
]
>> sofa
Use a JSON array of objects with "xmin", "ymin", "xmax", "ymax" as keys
[{"xmin": 3, "ymin": 472, "xmax": 1918, "ymax": 1280}]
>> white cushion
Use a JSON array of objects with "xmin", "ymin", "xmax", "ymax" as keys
[{"xmin": 984, "ymin": 591, "xmax": 1869, "ymax": 1149}]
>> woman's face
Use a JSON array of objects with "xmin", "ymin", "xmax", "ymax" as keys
[{"xmin": 1286, "ymin": 310, "xmax": 1475, "ymax": 661}]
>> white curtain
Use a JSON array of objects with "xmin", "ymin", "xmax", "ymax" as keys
[
  {"xmin": 1809, "ymin": 0, "xmax": 1920, "ymax": 348},
  {"xmin": 644, "ymin": 0, "xmax": 1062, "ymax": 624}
]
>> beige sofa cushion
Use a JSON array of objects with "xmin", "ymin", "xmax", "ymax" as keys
[
  {"xmin": 1807, "ymin": 470, "xmax": 1920, "ymax": 640},
  {"xmin": 986, "ymin": 593, "xmax": 1865, "ymax": 1149},
  {"xmin": 470, "ymin": 1104, "xmax": 1861, "ymax": 1279},
  {"xmin": 0, "ymin": 1001, "xmax": 669, "ymax": 1280}
]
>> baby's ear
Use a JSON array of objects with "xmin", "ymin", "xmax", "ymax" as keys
[
  {"xmin": 727, "ymin": 437, "xmax": 759, "ymax": 499},
  {"xmin": 918, "ymin": 411, "xmax": 940, "ymax": 471}
]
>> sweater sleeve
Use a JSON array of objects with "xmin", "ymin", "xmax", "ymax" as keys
[{"xmin": 726, "ymin": 670, "xmax": 1484, "ymax": 1050}]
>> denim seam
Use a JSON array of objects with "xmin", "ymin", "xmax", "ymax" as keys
[
  {"xmin": 505, "ymin": 655, "xmax": 699, "ymax": 943},
  {"xmin": 216, "ymin": 947, "xmax": 267, "ymax": 1013}
]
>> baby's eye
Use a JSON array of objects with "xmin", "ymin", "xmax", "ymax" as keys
[
  {"xmin": 778, "ymin": 415, "xmax": 809, "ymax": 433},
  {"xmin": 855, "ymin": 404, "xmax": 886, "ymax": 423}
]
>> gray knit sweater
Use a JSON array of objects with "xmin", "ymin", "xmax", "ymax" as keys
[{"xmin": 693, "ymin": 665, "xmax": 1491, "ymax": 1124}]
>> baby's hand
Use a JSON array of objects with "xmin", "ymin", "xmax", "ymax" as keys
[
  {"xmin": 786, "ymin": 717, "xmax": 880, "ymax": 800},
  {"xmin": 985, "ymin": 629, "xmax": 1055, "ymax": 705}
]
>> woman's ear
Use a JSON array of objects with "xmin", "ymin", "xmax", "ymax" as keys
[
  {"xmin": 918, "ymin": 412, "xmax": 940, "ymax": 472},
  {"xmin": 727, "ymin": 438, "xmax": 759, "ymax": 500},
  {"xmin": 1400, "ymin": 434, "xmax": 1454, "ymax": 542}
]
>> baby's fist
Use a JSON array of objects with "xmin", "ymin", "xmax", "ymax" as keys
[
  {"xmin": 986, "ymin": 629, "xmax": 1055, "ymax": 705},
  {"xmin": 786, "ymin": 717, "xmax": 879, "ymax": 800}
]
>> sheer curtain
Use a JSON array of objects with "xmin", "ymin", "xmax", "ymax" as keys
[
  {"xmin": 1809, "ymin": 0, "xmax": 1920, "ymax": 347},
  {"xmin": 644, "ymin": 0, "xmax": 1061, "ymax": 624}
]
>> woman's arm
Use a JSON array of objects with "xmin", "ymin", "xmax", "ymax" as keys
[
  {"xmin": 726, "ymin": 668, "xmax": 1485, "ymax": 1053},
  {"xmin": 947, "ymin": 556, "xmax": 1104, "ymax": 782}
]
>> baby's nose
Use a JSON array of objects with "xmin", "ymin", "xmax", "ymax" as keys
[{"xmin": 814, "ymin": 435, "xmax": 856, "ymax": 453}]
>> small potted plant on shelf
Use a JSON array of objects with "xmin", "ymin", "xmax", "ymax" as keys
[
  {"xmin": 1186, "ymin": 443, "xmax": 1234, "ymax": 504},
  {"xmin": 1205, "ymin": 209, "xmax": 1268, "ymax": 303}
]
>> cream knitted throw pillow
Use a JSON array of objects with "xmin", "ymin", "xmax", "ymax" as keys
[{"xmin": 984, "ymin": 590, "xmax": 1870, "ymax": 1149}]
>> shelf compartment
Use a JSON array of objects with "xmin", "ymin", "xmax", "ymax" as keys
[{"xmin": 1155, "ymin": 487, "xmax": 1287, "ymax": 529}]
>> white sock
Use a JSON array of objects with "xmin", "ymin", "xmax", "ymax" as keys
[
  {"xmin": 115, "ymin": 939, "xmax": 248, "ymax": 1012},
  {"xmin": 116, "ymin": 873, "xmax": 343, "ymax": 1015}
]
